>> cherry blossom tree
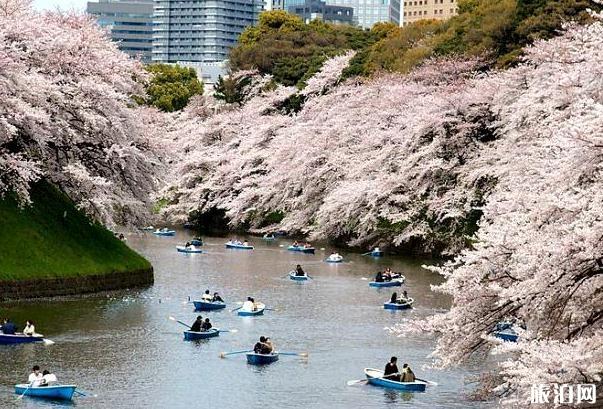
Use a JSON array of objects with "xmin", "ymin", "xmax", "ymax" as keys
[{"xmin": 0, "ymin": 0, "xmax": 164, "ymax": 225}]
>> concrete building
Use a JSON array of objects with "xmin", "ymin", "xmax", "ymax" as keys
[
  {"xmin": 288, "ymin": 0, "xmax": 353, "ymax": 25},
  {"xmin": 401, "ymin": 0, "xmax": 458, "ymax": 26},
  {"xmin": 87, "ymin": 0, "xmax": 154, "ymax": 63},
  {"xmin": 176, "ymin": 61, "xmax": 228, "ymax": 86},
  {"xmin": 152, "ymin": 0, "xmax": 264, "ymax": 63},
  {"xmin": 272, "ymin": 0, "xmax": 398, "ymax": 28}
]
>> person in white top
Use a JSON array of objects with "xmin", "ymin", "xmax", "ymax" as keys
[
  {"xmin": 28, "ymin": 365, "xmax": 42, "ymax": 385},
  {"xmin": 40, "ymin": 370, "xmax": 58, "ymax": 386},
  {"xmin": 201, "ymin": 290, "xmax": 212, "ymax": 301},
  {"xmin": 23, "ymin": 320, "xmax": 35, "ymax": 336},
  {"xmin": 242, "ymin": 297, "xmax": 254, "ymax": 311}
]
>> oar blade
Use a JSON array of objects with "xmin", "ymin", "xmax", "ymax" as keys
[
  {"xmin": 42, "ymin": 338, "xmax": 55, "ymax": 346},
  {"xmin": 347, "ymin": 379, "xmax": 368, "ymax": 386}
]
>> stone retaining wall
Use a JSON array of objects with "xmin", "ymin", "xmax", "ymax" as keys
[{"xmin": 0, "ymin": 268, "xmax": 154, "ymax": 301}]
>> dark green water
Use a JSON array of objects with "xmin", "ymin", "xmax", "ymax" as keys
[{"xmin": 0, "ymin": 232, "xmax": 493, "ymax": 408}]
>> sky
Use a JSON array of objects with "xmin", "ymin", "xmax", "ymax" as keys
[{"xmin": 33, "ymin": 0, "xmax": 91, "ymax": 11}]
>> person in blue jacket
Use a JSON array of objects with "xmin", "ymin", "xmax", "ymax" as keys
[{"xmin": 1, "ymin": 318, "xmax": 16, "ymax": 334}]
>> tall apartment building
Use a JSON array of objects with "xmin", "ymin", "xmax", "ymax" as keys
[
  {"xmin": 152, "ymin": 0, "xmax": 264, "ymax": 63},
  {"xmin": 87, "ymin": 0, "xmax": 154, "ymax": 63},
  {"xmin": 401, "ymin": 0, "xmax": 457, "ymax": 26}
]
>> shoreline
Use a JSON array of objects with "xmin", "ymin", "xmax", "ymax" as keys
[{"xmin": 0, "ymin": 267, "xmax": 154, "ymax": 302}]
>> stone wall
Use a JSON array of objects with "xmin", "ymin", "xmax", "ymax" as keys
[{"xmin": 0, "ymin": 268, "xmax": 154, "ymax": 301}]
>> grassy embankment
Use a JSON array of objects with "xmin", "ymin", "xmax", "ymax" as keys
[{"xmin": 0, "ymin": 181, "xmax": 150, "ymax": 281}]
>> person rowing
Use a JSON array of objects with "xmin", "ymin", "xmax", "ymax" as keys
[
  {"xmin": 390, "ymin": 292, "xmax": 398, "ymax": 304},
  {"xmin": 253, "ymin": 336, "xmax": 272, "ymax": 354},
  {"xmin": 39, "ymin": 370, "xmax": 58, "ymax": 387},
  {"xmin": 1, "ymin": 318, "xmax": 16, "ymax": 334},
  {"xmin": 384, "ymin": 356, "xmax": 401, "ymax": 381},
  {"xmin": 242, "ymin": 297, "xmax": 255, "ymax": 312},
  {"xmin": 190, "ymin": 316, "xmax": 203, "ymax": 332},
  {"xmin": 28, "ymin": 365, "xmax": 42, "ymax": 386},
  {"xmin": 295, "ymin": 264, "xmax": 306, "ymax": 277},
  {"xmin": 201, "ymin": 290, "xmax": 212, "ymax": 301},
  {"xmin": 375, "ymin": 271, "xmax": 385, "ymax": 283},
  {"xmin": 212, "ymin": 292, "xmax": 224, "ymax": 302}
]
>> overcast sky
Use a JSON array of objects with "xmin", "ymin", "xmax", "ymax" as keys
[{"xmin": 33, "ymin": 0, "xmax": 91, "ymax": 11}]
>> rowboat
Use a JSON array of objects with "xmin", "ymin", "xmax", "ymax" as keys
[
  {"xmin": 190, "ymin": 239, "xmax": 203, "ymax": 246},
  {"xmin": 14, "ymin": 384, "xmax": 77, "ymax": 400},
  {"xmin": 287, "ymin": 245, "xmax": 315, "ymax": 254},
  {"xmin": 141, "ymin": 226, "xmax": 154, "ymax": 231},
  {"xmin": 262, "ymin": 234, "xmax": 276, "ymax": 241},
  {"xmin": 325, "ymin": 254, "xmax": 343, "ymax": 263},
  {"xmin": 384, "ymin": 298, "xmax": 414, "ymax": 310},
  {"xmin": 364, "ymin": 368, "xmax": 427, "ymax": 392},
  {"xmin": 370, "ymin": 250, "xmax": 384, "ymax": 257},
  {"xmin": 176, "ymin": 245, "xmax": 202, "ymax": 253},
  {"xmin": 225, "ymin": 242, "xmax": 254, "ymax": 250},
  {"xmin": 184, "ymin": 329, "xmax": 219, "ymax": 340},
  {"xmin": 193, "ymin": 300, "xmax": 226, "ymax": 311},
  {"xmin": 154, "ymin": 229, "xmax": 176, "ymax": 236},
  {"xmin": 0, "ymin": 333, "xmax": 45, "ymax": 345},
  {"xmin": 369, "ymin": 277, "xmax": 405, "ymax": 287},
  {"xmin": 238, "ymin": 303, "xmax": 265, "ymax": 316},
  {"xmin": 289, "ymin": 271, "xmax": 309, "ymax": 281},
  {"xmin": 246, "ymin": 352, "xmax": 279, "ymax": 365},
  {"xmin": 494, "ymin": 329, "xmax": 519, "ymax": 342}
]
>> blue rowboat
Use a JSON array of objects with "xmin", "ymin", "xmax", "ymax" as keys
[
  {"xmin": 225, "ymin": 242, "xmax": 254, "ymax": 250},
  {"xmin": 193, "ymin": 300, "xmax": 226, "ymax": 311},
  {"xmin": 287, "ymin": 245, "xmax": 315, "ymax": 254},
  {"xmin": 289, "ymin": 271, "xmax": 309, "ymax": 281},
  {"xmin": 184, "ymin": 329, "xmax": 219, "ymax": 341},
  {"xmin": 383, "ymin": 298, "xmax": 414, "ymax": 310},
  {"xmin": 246, "ymin": 352, "xmax": 279, "ymax": 365},
  {"xmin": 370, "ymin": 250, "xmax": 384, "ymax": 257},
  {"xmin": 154, "ymin": 229, "xmax": 176, "ymax": 236},
  {"xmin": 364, "ymin": 368, "xmax": 427, "ymax": 392},
  {"xmin": 494, "ymin": 330, "xmax": 519, "ymax": 342},
  {"xmin": 238, "ymin": 303, "xmax": 265, "ymax": 316},
  {"xmin": 190, "ymin": 239, "xmax": 203, "ymax": 246},
  {"xmin": 14, "ymin": 384, "xmax": 77, "ymax": 400},
  {"xmin": 262, "ymin": 235, "xmax": 276, "ymax": 241},
  {"xmin": 0, "ymin": 334, "xmax": 45, "ymax": 345},
  {"xmin": 176, "ymin": 245, "xmax": 202, "ymax": 253},
  {"xmin": 369, "ymin": 277, "xmax": 405, "ymax": 288}
]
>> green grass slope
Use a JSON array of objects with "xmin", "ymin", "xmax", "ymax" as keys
[{"xmin": 0, "ymin": 181, "xmax": 150, "ymax": 281}]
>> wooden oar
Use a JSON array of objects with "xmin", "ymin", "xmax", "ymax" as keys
[
  {"xmin": 168, "ymin": 316, "xmax": 191, "ymax": 329},
  {"xmin": 416, "ymin": 377, "xmax": 438, "ymax": 386},
  {"xmin": 74, "ymin": 389, "xmax": 98, "ymax": 397},
  {"xmin": 346, "ymin": 379, "xmax": 368, "ymax": 386},
  {"xmin": 217, "ymin": 329, "xmax": 238, "ymax": 333},
  {"xmin": 230, "ymin": 306, "xmax": 242, "ymax": 312},
  {"xmin": 361, "ymin": 251, "xmax": 372, "ymax": 256},
  {"xmin": 277, "ymin": 351, "xmax": 308, "ymax": 357},
  {"xmin": 42, "ymin": 337, "xmax": 55, "ymax": 346},
  {"xmin": 220, "ymin": 349, "xmax": 253, "ymax": 358},
  {"xmin": 16, "ymin": 383, "xmax": 33, "ymax": 400}
]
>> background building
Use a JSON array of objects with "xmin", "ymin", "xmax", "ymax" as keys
[
  {"xmin": 152, "ymin": 0, "xmax": 264, "ymax": 63},
  {"xmin": 87, "ymin": 0, "xmax": 154, "ymax": 63},
  {"xmin": 402, "ymin": 0, "xmax": 457, "ymax": 25},
  {"xmin": 288, "ymin": 0, "xmax": 353, "ymax": 25}
]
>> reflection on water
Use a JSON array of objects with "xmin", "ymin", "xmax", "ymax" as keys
[{"xmin": 0, "ymin": 231, "xmax": 494, "ymax": 408}]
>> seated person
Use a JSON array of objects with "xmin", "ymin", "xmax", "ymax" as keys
[
  {"xmin": 295, "ymin": 264, "xmax": 305, "ymax": 276},
  {"xmin": 190, "ymin": 316, "xmax": 203, "ymax": 332},
  {"xmin": 401, "ymin": 290, "xmax": 409, "ymax": 303},
  {"xmin": 253, "ymin": 336, "xmax": 272, "ymax": 354},
  {"xmin": 201, "ymin": 318, "xmax": 212, "ymax": 331},
  {"xmin": 212, "ymin": 292, "xmax": 224, "ymax": 302},
  {"xmin": 264, "ymin": 337, "xmax": 274, "ymax": 353},
  {"xmin": 1, "ymin": 318, "xmax": 16, "ymax": 335},
  {"xmin": 384, "ymin": 357, "xmax": 401, "ymax": 381},
  {"xmin": 242, "ymin": 297, "xmax": 254, "ymax": 311},
  {"xmin": 28, "ymin": 365, "xmax": 42, "ymax": 386},
  {"xmin": 39, "ymin": 370, "xmax": 58, "ymax": 387},
  {"xmin": 390, "ymin": 292, "xmax": 398, "ymax": 304},
  {"xmin": 375, "ymin": 272, "xmax": 384, "ymax": 283},
  {"xmin": 23, "ymin": 320, "xmax": 35, "ymax": 336},
  {"xmin": 201, "ymin": 290, "xmax": 212, "ymax": 301},
  {"xmin": 401, "ymin": 364, "xmax": 416, "ymax": 382}
]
